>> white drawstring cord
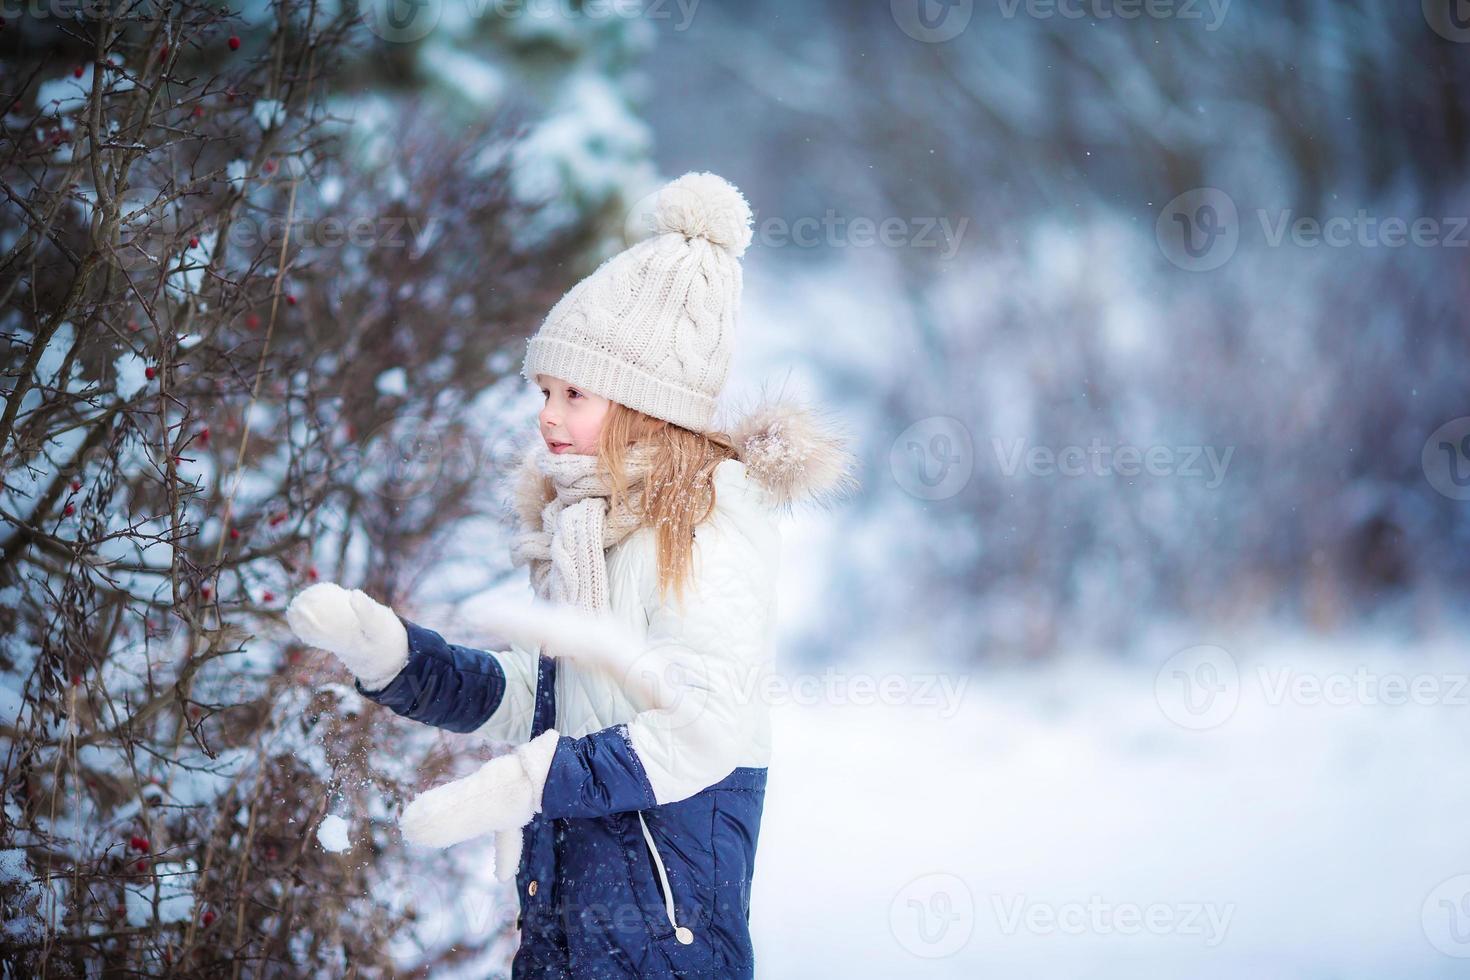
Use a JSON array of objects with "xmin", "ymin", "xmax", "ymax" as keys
[{"xmin": 637, "ymin": 811, "xmax": 693, "ymax": 944}]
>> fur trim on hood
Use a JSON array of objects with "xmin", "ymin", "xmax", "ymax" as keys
[
  {"xmin": 719, "ymin": 388, "xmax": 861, "ymax": 515},
  {"xmin": 504, "ymin": 389, "xmax": 860, "ymax": 531}
]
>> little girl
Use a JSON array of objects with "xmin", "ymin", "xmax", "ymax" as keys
[{"xmin": 286, "ymin": 172, "xmax": 857, "ymax": 978}]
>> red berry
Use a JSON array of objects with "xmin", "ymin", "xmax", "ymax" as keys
[
  {"xmin": 307, "ymin": 565, "xmax": 318, "ymax": 581},
  {"xmin": 263, "ymin": 160, "xmax": 276, "ymax": 174},
  {"xmin": 145, "ymin": 366, "xmax": 156, "ymax": 380},
  {"xmin": 198, "ymin": 426, "xmax": 210, "ymax": 445},
  {"xmin": 200, "ymin": 585, "xmax": 212, "ymax": 599},
  {"xmin": 73, "ymin": 65, "xmax": 84, "ymax": 78},
  {"xmin": 285, "ymin": 293, "xmax": 296, "ymax": 305},
  {"xmin": 189, "ymin": 706, "xmax": 201, "ymax": 718},
  {"xmin": 192, "ymin": 105, "xmax": 204, "ymax": 118},
  {"xmin": 63, "ymin": 503, "xmax": 75, "ymax": 516},
  {"xmin": 228, "ymin": 35, "xmax": 240, "ymax": 51},
  {"xmin": 70, "ymin": 479, "xmax": 81, "ymax": 491},
  {"xmin": 229, "ymin": 527, "xmax": 240, "ymax": 540},
  {"xmin": 136, "ymin": 860, "xmax": 147, "ymax": 872},
  {"xmin": 189, "ymin": 236, "xmax": 199, "ymax": 248},
  {"xmin": 70, "ymin": 673, "xmax": 82, "ymax": 686},
  {"xmin": 246, "ymin": 313, "xmax": 260, "ymax": 328},
  {"xmin": 269, "ymin": 512, "xmax": 286, "ymax": 526},
  {"xmin": 261, "ymin": 590, "xmax": 275, "ymax": 603},
  {"xmin": 202, "ymin": 909, "xmax": 216, "ymax": 926},
  {"xmin": 129, "ymin": 834, "xmax": 150, "ymax": 852}
]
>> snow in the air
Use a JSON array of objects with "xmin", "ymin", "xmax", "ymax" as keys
[{"xmin": 318, "ymin": 813, "xmax": 351, "ymax": 853}]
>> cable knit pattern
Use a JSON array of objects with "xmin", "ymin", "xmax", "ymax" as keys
[
  {"xmin": 509, "ymin": 441, "xmax": 659, "ymax": 614},
  {"xmin": 521, "ymin": 172, "xmax": 752, "ymax": 433}
]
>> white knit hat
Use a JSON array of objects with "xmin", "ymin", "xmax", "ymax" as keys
[{"xmin": 521, "ymin": 171, "xmax": 754, "ymax": 433}]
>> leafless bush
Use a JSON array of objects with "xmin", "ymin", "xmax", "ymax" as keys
[{"xmin": 0, "ymin": 1, "xmax": 585, "ymax": 972}]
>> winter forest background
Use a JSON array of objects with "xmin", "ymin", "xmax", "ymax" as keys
[{"xmin": 3, "ymin": 0, "xmax": 1469, "ymax": 976}]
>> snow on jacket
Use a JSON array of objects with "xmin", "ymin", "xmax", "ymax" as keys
[{"xmin": 356, "ymin": 395, "xmax": 856, "ymax": 979}]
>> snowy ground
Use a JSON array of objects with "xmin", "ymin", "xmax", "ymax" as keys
[{"xmin": 749, "ymin": 631, "xmax": 1470, "ymax": 979}]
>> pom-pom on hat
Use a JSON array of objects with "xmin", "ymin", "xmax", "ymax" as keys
[{"xmin": 521, "ymin": 171, "xmax": 754, "ymax": 434}]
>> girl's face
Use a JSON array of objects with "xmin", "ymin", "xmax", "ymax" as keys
[{"xmin": 537, "ymin": 374, "xmax": 610, "ymax": 455}]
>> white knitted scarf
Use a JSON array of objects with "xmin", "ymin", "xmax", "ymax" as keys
[
  {"xmin": 509, "ymin": 442, "xmax": 659, "ymax": 613},
  {"xmin": 494, "ymin": 443, "xmax": 658, "ymax": 883}
]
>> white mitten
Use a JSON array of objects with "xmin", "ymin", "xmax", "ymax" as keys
[
  {"xmin": 399, "ymin": 728, "xmax": 561, "ymax": 849},
  {"xmin": 285, "ymin": 582, "xmax": 409, "ymax": 691},
  {"xmin": 493, "ymin": 828, "xmax": 523, "ymax": 883}
]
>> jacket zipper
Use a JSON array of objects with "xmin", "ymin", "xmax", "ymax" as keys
[{"xmin": 637, "ymin": 811, "xmax": 694, "ymax": 945}]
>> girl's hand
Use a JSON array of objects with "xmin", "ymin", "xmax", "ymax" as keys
[
  {"xmin": 285, "ymin": 582, "xmax": 409, "ymax": 691},
  {"xmin": 399, "ymin": 729, "xmax": 561, "ymax": 849}
]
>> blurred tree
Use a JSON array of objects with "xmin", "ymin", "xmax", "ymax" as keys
[{"xmin": 643, "ymin": 0, "xmax": 1470, "ymax": 658}]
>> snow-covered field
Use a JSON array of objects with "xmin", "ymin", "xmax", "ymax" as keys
[{"xmin": 750, "ymin": 632, "xmax": 1470, "ymax": 979}]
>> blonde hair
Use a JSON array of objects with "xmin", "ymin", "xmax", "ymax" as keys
[{"xmin": 595, "ymin": 402, "xmax": 740, "ymax": 607}]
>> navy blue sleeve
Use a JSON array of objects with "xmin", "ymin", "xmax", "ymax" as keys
[
  {"xmin": 354, "ymin": 617, "xmax": 507, "ymax": 734},
  {"xmin": 538, "ymin": 725, "xmax": 659, "ymax": 820}
]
